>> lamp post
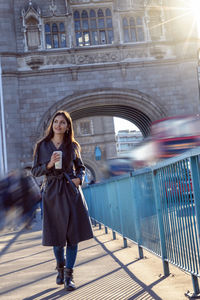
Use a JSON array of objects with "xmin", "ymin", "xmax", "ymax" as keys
[{"xmin": 0, "ymin": 57, "xmax": 8, "ymax": 176}]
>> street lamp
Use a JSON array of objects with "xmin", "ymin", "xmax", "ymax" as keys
[{"xmin": 0, "ymin": 57, "xmax": 8, "ymax": 176}]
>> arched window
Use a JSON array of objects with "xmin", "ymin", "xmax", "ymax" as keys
[
  {"xmin": 105, "ymin": 8, "xmax": 113, "ymax": 44},
  {"xmin": 74, "ymin": 8, "xmax": 114, "ymax": 47},
  {"xmin": 90, "ymin": 10, "xmax": 98, "ymax": 45},
  {"xmin": 45, "ymin": 22, "xmax": 66, "ymax": 49},
  {"xmin": 98, "ymin": 9, "xmax": 104, "ymax": 17},
  {"xmin": 123, "ymin": 16, "xmax": 145, "ymax": 43},
  {"xmin": 130, "ymin": 18, "xmax": 137, "ymax": 42},
  {"xmin": 74, "ymin": 10, "xmax": 80, "ymax": 19},
  {"xmin": 123, "ymin": 17, "xmax": 130, "ymax": 42},
  {"xmin": 106, "ymin": 8, "xmax": 112, "ymax": 17}
]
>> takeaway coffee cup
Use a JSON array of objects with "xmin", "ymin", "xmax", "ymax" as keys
[{"xmin": 53, "ymin": 151, "xmax": 62, "ymax": 169}]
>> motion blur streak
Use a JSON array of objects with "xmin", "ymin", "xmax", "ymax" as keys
[{"xmin": 0, "ymin": 169, "xmax": 41, "ymax": 232}]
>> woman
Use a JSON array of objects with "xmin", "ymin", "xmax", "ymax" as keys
[{"xmin": 32, "ymin": 111, "xmax": 93, "ymax": 291}]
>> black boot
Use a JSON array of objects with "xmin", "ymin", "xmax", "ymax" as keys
[
  {"xmin": 56, "ymin": 263, "xmax": 64, "ymax": 285},
  {"xmin": 64, "ymin": 268, "xmax": 76, "ymax": 291}
]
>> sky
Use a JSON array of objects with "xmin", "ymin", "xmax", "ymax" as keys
[{"xmin": 114, "ymin": 117, "xmax": 139, "ymax": 133}]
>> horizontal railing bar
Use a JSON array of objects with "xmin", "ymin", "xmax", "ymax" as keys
[{"xmin": 152, "ymin": 147, "xmax": 200, "ymax": 170}]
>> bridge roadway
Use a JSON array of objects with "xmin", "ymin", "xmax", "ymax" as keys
[{"xmin": 0, "ymin": 212, "xmax": 194, "ymax": 300}]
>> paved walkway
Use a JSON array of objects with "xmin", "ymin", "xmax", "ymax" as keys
[{"xmin": 0, "ymin": 212, "xmax": 195, "ymax": 300}]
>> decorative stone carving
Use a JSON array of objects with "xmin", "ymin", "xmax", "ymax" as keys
[
  {"xmin": 69, "ymin": 68, "xmax": 79, "ymax": 80},
  {"xmin": 123, "ymin": 48, "xmax": 149, "ymax": 60},
  {"xmin": 46, "ymin": 54, "xmax": 75, "ymax": 65},
  {"xmin": 49, "ymin": 0, "xmax": 57, "ymax": 15},
  {"xmin": 18, "ymin": 42, "xmax": 170, "ymax": 72},
  {"xmin": 21, "ymin": 2, "xmax": 42, "ymax": 52},
  {"xmin": 25, "ymin": 55, "xmax": 44, "ymax": 69},
  {"xmin": 119, "ymin": 63, "xmax": 127, "ymax": 78},
  {"xmin": 45, "ymin": 51, "xmax": 120, "ymax": 66},
  {"xmin": 76, "ymin": 52, "xmax": 120, "ymax": 64},
  {"xmin": 65, "ymin": 0, "xmax": 71, "ymax": 14},
  {"xmin": 70, "ymin": 0, "xmax": 90, "ymax": 3},
  {"xmin": 150, "ymin": 46, "xmax": 165, "ymax": 59}
]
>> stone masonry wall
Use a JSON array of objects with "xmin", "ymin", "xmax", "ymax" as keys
[
  {"xmin": 18, "ymin": 58, "xmax": 200, "ymax": 164},
  {"xmin": 1, "ymin": 0, "xmax": 200, "ymax": 173}
]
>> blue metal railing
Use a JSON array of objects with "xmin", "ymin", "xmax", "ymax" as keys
[{"xmin": 83, "ymin": 147, "xmax": 200, "ymax": 295}]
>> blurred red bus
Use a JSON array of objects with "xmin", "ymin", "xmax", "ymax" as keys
[{"xmin": 151, "ymin": 115, "xmax": 200, "ymax": 159}]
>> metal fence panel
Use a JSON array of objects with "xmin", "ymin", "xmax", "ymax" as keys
[
  {"xmin": 115, "ymin": 176, "xmax": 137, "ymax": 241},
  {"xmin": 83, "ymin": 147, "xmax": 200, "ymax": 285},
  {"xmin": 155, "ymin": 158, "xmax": 200, "ymax": 275},
  {"xmin": 133, "ymin": 172, "xmax": 161, "ymax": 256}
]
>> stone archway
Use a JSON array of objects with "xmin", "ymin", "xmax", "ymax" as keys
[
  {"xmin": 35, "ymin": 88, "xmax": 166, "ymax": 180},
  {"xmin": 37, "ymin": 88, "xmax": 166, "ymax": 138}
]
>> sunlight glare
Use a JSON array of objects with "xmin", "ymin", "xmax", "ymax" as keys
[
  {"xmin": 189, "ymin": 0, "xmax": 200, "ymax": 15},
  {"xmin": 188, "ymin": 0, "xmax": 200, "ymax": 34},
  {"xmin": 188, "ymin": 0, "xmax": 200, "ymax": 21}
]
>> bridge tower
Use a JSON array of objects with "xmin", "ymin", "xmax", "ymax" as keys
[{"xmin": 1, "ymin": 0, "xmax": 200, "ymax": 179}]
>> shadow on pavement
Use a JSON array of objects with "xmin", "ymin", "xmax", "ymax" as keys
[{"xmin": 0, "ymin": 219, "xmax": 169, "ymax": 300}]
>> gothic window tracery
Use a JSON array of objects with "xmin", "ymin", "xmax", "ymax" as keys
[
  {"xmin": 74, "ymin": 8, "xmax": 114, "ymax": 47},
  {"xmin": 26, "ymin": 16, "xmax": 41, "ymax": 50},
  {"xmin": 148, "ymin": 9, "xmax": 163, "ymax": 41},
  {"xmin": 21, "ymin": 4, "xmax": 42, "ymax": 52},
  {"xmin": 122, "ymin": 16, "xmax": 145, "ymax": 43},
  {"xmin": 45, "ymin": 22, "xmax": 67, "ymax": 49}
]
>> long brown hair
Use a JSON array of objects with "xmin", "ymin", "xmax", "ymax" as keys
[{"xmin": 34, "ymin": 110, "xmax": 80, "ymax": 158}]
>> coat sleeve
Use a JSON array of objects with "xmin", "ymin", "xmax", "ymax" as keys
[
  {"xmin": 73, "ymin": 147, "xmax": 85, "ymax": 185},
  {"xmin": 31, "ymin": 144, "xmax": 52, "ymax": 177}
]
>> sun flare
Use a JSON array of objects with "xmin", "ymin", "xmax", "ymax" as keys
[
  {"xmin": 187, "ymin": 0, "xmax": 200, "ymax": 36},
  {"xmin": 189, "ymin": 0, "xmax": 200, "ymax": 17}
]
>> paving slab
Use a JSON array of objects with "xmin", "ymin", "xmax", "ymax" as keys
[{"xmin": 0, "ymin": 214, "xmax": 197, "ymax": 300}]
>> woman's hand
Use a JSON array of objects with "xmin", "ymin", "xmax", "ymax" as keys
[
  {"xmin": 47, "ymin": 152, "xmax": 60, "ymax": 169},
  {"xmin": 72, "ymin": 178, "xmax": 81, "ymax": 187}
]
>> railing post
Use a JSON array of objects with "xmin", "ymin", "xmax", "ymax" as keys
[
  {"xmin": 123, "ymin": 237, "xmax": 127, "ymax": 248},
  {"xmin": 189, "ymin": 156, "xmax": 200, "ymax": 295},
  {"xmin": 112, "ymin": 230, "xmax": 116, "ymax": 240},
  {"xmin": 115, "ymin": 181, "xmax": 126, "ymax": 248},
  {"xmin": 90, "ymin": 217, "xmax": 96, "ymax": 226},
  {"xmin": 191, "ymin": 274, "xmax": 200, "ymax": 295},
  {"xmin": 105, "ymin": 226, "xmax": 108, "ymax": 234},
  {"xmin": 152, "ymin": 169, "xmax": 170, "ymax": 276},
  {"xmin": 131, "ymin": 176, "xmax": 144, "ymax": 259}
]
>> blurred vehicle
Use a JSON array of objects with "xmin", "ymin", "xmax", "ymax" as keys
[
  {"xmin": 100, "ymin": 115, "xmax": 200, "ymax": 182},
  {"xmin": 127, "ymin": 115, "xmax": 200, "ymax": 201},
  {"xmin": 125, "ymin": 138, "xmax": 158, "ymax": 169},
  {"xmin": 126, "ymin": 115, "xmax": 200, "ymax": 169},
  {"xmin": 151, "ymin": 115, "xmax": 200, "ymax": 159},
  {"xmin": 101, "ymin": 157, "xmax": 135, "ymax": 178}
]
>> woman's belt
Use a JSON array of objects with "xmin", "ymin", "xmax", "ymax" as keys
[{"xmin": 46, "ymin": 173, "xmax": 79, "ymax": 195}]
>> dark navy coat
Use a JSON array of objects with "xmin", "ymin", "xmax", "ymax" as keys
[{"xmin": 32, "ymin": 140, "xmax": 93, "ymax": 246}]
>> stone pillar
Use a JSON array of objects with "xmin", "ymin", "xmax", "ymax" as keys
[
  {"xmin": 0, "ymin": 1, "xmax": 16, "ymax": 52},
  {"xmin": 0, "ymin": 0, "xmax": 22, "ymax": 171}
]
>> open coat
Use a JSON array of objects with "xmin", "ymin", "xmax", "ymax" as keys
[{"xmin": 32, "ymin": 140, "xmax": 93, "ymax": 246}]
